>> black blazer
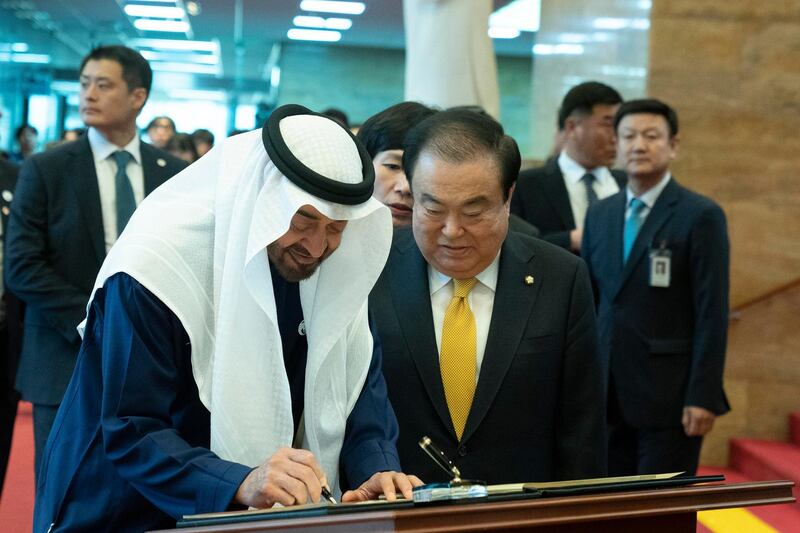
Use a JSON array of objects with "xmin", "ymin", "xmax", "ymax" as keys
[
  {"xmin": 4, "ymin": 136, "xmax": 186, "ymax": 405},
  {"xmin": 370, "ymin": 228, "xmax": 606, "ymax": 484},
  {"xmin": 581, "ymin": 178, "xmax": 730, "ymax": 428},
  {"xmin": 511, "ymin": 157, "xmax": 626, "ymax": 251},
  {"xmin": 0, "ymin": 158, "xmax": 22, "ymax": 396}
]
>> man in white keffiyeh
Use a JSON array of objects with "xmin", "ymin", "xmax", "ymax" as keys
[{"xmin": 34, "ymin": 105, "xmax": 421, "ymax": 533}]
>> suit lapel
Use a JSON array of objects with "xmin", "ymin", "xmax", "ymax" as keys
[
  {"xmin": 605, "ymin": 193, "xmax": 627, "ymax": 295},
  {"xmin": 389, "ymin": 237, "xmax": 454, "ymax": 437},
  {"xmin": 542, "ymin": 159, "xmax": 575, "ymax": 229},
  {"xmin": 616, "ymin": 179, "xmax": 681, "ymax": 296},
  {"xmin": 140, "ymin": 142, "xmax": 165, "ymax": 194},
  {"xmin": 461, "ymin": 233, "xmax": 539, "ymax": 442},
  {"xmin": 68, "ymin": 137, "xmax": 106, "ymax": 264}
]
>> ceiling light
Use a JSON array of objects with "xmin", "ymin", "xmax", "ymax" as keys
[
  {"xmin": 488, "ymin": 27, "xmax": 521, "ymax": 39},
  {"xmin": 299, "ymin": 1, "xmax": 365, "ymax": 15},
  {"xmin": 532, "ymin": 43, "xmax": 584, "ymax": 55},
  {"xmin": 287, "ymin": 28, "xmax": 342, "ymax": 42},
  {"xmin": 0, "ymin": 52, "xmax": 51, "ymax": 63},
  {"xmin": 324, "ymin": 18, "xmax": 353, "ymax": 30},
  {"xmin": 293, "ymin": 16, "xmax": 353, "ymax": 30},
  {"xmin": 185, "ymin": 1, "xmax": 201, "ymax": 16},
  {"xmin": 293, "ymin": 15, "xmax": 325, "ymax": 28},
  {"xmin": 130, "ymin": 38, "xmax": 218, "ymax": 52},
  {"xmin": 139, "ymin": 50, "xmax": 217, "ymax": 64},
  {"xmin": 593, "ymin": 17, "xmax": 650, "ymax": 30},
  {"xmin": 0, "ymin": 42, "xmax": 30, "ymax": 53},
  {"xmin": 150, "ymin": 61, "xmax": 219, "ymax": 74},
  {"xmin": 124, "ymin": 4, "xmax": 185, "ymax": 19},
  {"xmin": 134, "ymin": 19, "xmax": 191, "ymax": 32}
]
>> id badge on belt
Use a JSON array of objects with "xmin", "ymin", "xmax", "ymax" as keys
[{"xmin": 649, "ymin": 241, "xmax": 671, "ymax": 288}]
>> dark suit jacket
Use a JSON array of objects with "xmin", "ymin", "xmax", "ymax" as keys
[
  {"xmin": 581, "ymin": 178, "xmax": 730, "ymax": 429},
  {"xmin": 370, "ymin": 228, "xmax": 606, "ymax": 484},
  {"xmin": 4, "ymin": 135, "xmax": 186, "ymax": 405},
  {"xmin": 511, "ymin": 157, "xmax": 626, "ymax": 251},
  {"xmin": 0, "ymin": 157, "xmax": 22, "ymax": 391}
]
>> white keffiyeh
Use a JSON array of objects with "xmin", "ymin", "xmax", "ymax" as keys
[{"xmin": 79, "ymin": 117, "xmax": 392, "ymax": 495}]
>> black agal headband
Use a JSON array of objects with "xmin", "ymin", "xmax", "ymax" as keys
[{"xmin": 262, "ymin": 104, "xmax": 375, "ymax": 205}]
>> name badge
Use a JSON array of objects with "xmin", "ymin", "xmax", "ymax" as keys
[{"xmin": 649, "ymin": 242, "xmax": 671, "ymax": 288}]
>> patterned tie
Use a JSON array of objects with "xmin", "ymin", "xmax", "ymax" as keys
[
  {"xmin": 112, "ymin": 150, "xmax": 136, "ymax": 235},
  {"xmin": 581, "ymin": 172, "xmax": 599, "ymax": 207},
  {"xmin": 623, "ymin": 197, "xmax": 646, "ymax": 263},
  {"xmin": 440, "ymin": 277, "xmax": 478, "ymax": 440}
]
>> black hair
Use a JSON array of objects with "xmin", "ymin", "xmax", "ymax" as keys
[
  {"xmin": 146, "ymin": 116, "xmax": 176, "ymax": 132},
  {"xmin": 557, "ymin": 81, "xmax": 623, "ymax": 127},
  {"xmin": 356, "ymin": 101, "xmax": 437, "ymax": 159},
  {"xmin": 15, "ymin": 124, "xmax": 37, "ymax": 140},
  {"xmin": 614, "ymin": 98, "xmax": 679, "ymax": 137},
  {"xmin": 321, "ymin": 108, "xmax": 350, "ymax": 129},
  {"xmin": 191, "ymin": 128, "xmax": 214, "ymax": 146},
  {"xmin": 165, "ymin": 132, "xmax": 198, "ymax": 160},
  {"xmin": 402, "ymin": 109, "xmax": 521, "ymax": 201},
  {"xmin": 79, "ymin": 45, "xmax": 152, "ymax": 98}
]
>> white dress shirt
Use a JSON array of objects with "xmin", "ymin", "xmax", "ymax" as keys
[
  {"xmin": 558, "ymin": 151, "xmax": 620, "ymax": 230},
  {"xmin": 625, "ymin": 172, "xmax": 672, "ymax": 222},
  {"xmin": 428, "ymin": 252, "xmax": 501, "ymax": 381},
  {"xmin": 88, "ymin": 127, "xmax": 145, "ymax": 252}
]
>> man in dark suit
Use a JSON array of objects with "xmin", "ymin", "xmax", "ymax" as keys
[
  {"xmin": 582, "ymin": 99, "xmax": 730, "ymax": 475},
  {"xmin": 371, "ymin": 109, "xmax": 606, "ymax": 484},
  {"xmin": 512, "ymin": 81, "xmax": 625, "ymax": 253},
  {"xmin": 5, "ymin": 45, "xmax": 186, "ymax": 477},
  {"xmin": 0, "ymin": 155, "xmax": 20, "ymax": 496}
]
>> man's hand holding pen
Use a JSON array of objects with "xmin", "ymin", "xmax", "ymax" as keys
[{"xmin": 234, "ymin": 447, "xmax": 423, "ymax": 508}]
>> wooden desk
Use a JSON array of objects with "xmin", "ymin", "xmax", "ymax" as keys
[{"xmin": 161, "ymin": 480, "xmax": 795, "ymax": 533}]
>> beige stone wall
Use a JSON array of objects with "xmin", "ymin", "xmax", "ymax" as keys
[{"xmin": 648, "ymin": 0, "xmax": 800, "ymax": 465}]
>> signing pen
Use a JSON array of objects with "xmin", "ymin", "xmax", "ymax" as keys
[{"xmin": 321, "ymin": 485, "xmax": 337, "ymax": 504}]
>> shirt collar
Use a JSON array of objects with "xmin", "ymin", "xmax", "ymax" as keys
[
  {"xmin": 88, "ymin": 127, "xmax": 142, "ymax": 165},
  {"xmin": 626, "ymin": 171, "xmax": 672, "ymax": 209},
  {"xmin": 429, "ymin": 249, "xmax": 501, "ymax": 295},
  {"xmin": 558, "ymin": 151, "xmax": 613, "ymax": 185}
]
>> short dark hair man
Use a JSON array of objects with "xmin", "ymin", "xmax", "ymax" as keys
[
  {"xmin": 370, "ymin": 109, "xmax": 606, "ymax": 483},
  {"xmin": 512, "ymin": 81, "xmax": 626, "ymax": 253},
  {"xmin": 5, "ymin": 44, "xmax": 187, "ymax": 479},
  {"xmin": 191, "ymin": 128, "xmax": 215, "ymax": 157},
  {"xmin": 582, "ymin": 98, "xmax": 730, "ymax": 475}
]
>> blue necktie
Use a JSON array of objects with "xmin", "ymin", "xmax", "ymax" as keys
[
  {"xmin": 112, "ymin": 150, "xmax": 136, "ymax": 235},
  {"xmin": 623, "ymin": 197, "xmax": 646, "ymax": 263},
  {"xmin": 581, "ymin": 172, "xmax": 599, "ymax": 207}
]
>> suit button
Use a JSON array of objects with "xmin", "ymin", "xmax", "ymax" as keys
[{"xmin": 457, "ymin": 445, "xmax": 467, "ymax": 457}]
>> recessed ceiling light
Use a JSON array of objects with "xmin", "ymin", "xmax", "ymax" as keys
[
  {"xmin": 299, "ymin": 1, "xmax": 365, "ymax": 15},
  {"xmin": 130, "ymin": 39, "xmax": 218, "ymax": 52},
  {"xmin": 293, "ymin": 15, "xmax": 353, "ymax": 30},
  {"xmin": 532, "ymin": 43, "xmax": 584, "ymax": 55},
  {"xmin": 134, "ymin": 19, "xmax": 191, "ymax": 32},
  {"xmin": 124, "ymin": 4, "xmax": 185, "ymax": 19},
  {"xmin": 287, "ymin": 28, "xmax": 342, "ymax": 42}
]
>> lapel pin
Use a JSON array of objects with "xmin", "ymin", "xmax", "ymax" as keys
[
  {"xmin": 157, "ymin": 158, "xmax": 167, "ymax": 167},
  {"xmin": 524, "ymin": 275, "xmax": 534, "ymax": 286},
  {"xmin": 298, "ymin": 320, "xmax": 306, "ymax": 336},
  {"xmin": 2, "ymin": 190, "xmax": 12, "ymax": 202}
]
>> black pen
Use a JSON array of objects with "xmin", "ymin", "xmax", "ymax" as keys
[
  {"xmin": 419, "ymin": 436, "xmax": 462, "ymax": 481},
  {"xmin": 321, "ymin": 485, "xmax": 337, "ymax": 504}
]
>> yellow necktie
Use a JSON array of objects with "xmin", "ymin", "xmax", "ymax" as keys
[{"xmin": 440, "ymin": 277, "xmax": 478, "ymax": 440}]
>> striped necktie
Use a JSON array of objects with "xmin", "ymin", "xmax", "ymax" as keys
[
  {"xmin": 581, "ymin": 172, "xmax": 599, "ymax": 207},
  {"xmin": 440, "ymin": 277, "xmax": 478, "ymax": 440}
]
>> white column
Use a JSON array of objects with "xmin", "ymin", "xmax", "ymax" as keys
[{"xmin": 403, "ymin": 0, "xmax": 500, "ymax": 118}]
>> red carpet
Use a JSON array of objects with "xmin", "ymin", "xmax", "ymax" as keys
[{"xmin": 0, "ymin": 402, "xmax": 35, "ymax": 533}]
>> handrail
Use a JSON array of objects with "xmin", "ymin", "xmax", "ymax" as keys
[{"xmin": 732, "ymin": 277, "xmax": 800, "ymax": 314}]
